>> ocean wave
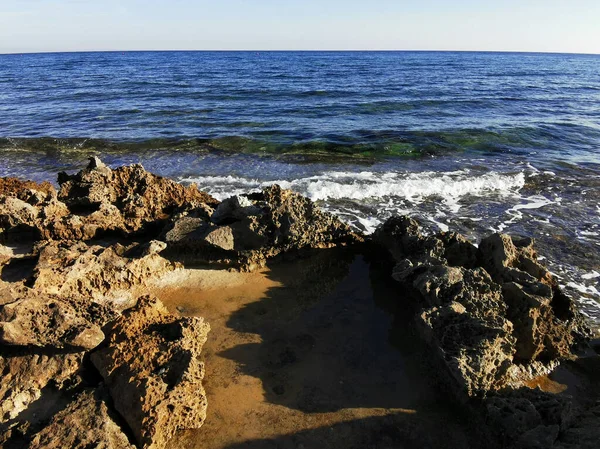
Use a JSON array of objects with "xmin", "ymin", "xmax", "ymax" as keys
[{"xmin": 182, "ymin": 169, "xmax": 525, "ymax": 211}]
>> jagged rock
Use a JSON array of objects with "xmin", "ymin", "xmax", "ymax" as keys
[
  {"xmin": 0, "ymin": 177, "xmax": 56, "ymax": 204},
  {"xmin": 57, "ymin": 158, "xmax": 218, "ymax": 234},
  {"xmin": 375, "ymin": 215, "xmax": 588, "ymax": 398},
  {"xmin": 30, "ymin": 240, "xmax": 179, "ymax": 310},
  {"xmin": 1, "ymin": 159, "xmax": 218, "ymax": 243},
  {"xmin": 0, "ymin": 351, "xmax": 83, "ymax": 423},
  {"xmin": 479, "ymin": 234, "xmax": 553, "ymax": 287},
  {"xmin": 414, "ymin": 266, "xmax": 516, "ymax": 396},
  {"xmin": 91, "ymin": 296, "xmax": 210, "ymax": 449},
  {"xmin": 0, "ymin": 293, "xmax": 110, "ymax": 350},
  {"xmin": 28, "ymin": 389, "xmax": 135, "ymax": 449},
  {"xmin": 163, "ymin": 185, "xmax": 362, "ymax": 270}
]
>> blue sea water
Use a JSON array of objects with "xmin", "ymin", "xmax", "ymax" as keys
[{"xmin": 0, "ymin": 51, "xmax": 599, "ymax": 318}]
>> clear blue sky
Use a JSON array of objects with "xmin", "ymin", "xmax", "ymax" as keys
[{"xmin": 1, "ymin": 0, "xmax": 599, "ymax": 54}]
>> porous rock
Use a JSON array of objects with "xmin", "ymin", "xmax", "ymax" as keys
[
  {"xmin": 30, "ymin": 240, "xmax": 178, "ymax": 310},
  {"xmin": 57, "ymin": 158, "xmax": 218, "ymax": 234},
  {"xmin": 28, "ymin": 389, "xmax": 135, "ymax": 449},
  {"xmin": 0, "ymin": 293, "xmax": 110, "ymax": 350},
  {"xmin": 91, "ymin": 296, "xmax": 210, "ymax": 449},
  {"xmin": 163, "ymin": 185, "xmax": 363, "ymax": 270},
  {"xmin": 375, "ymin": 215, "xmax": 588, "ymax": 398},
  {"xmin": 1, "ymin": 159, "xmax": 218, "ymax": 243},
  {"xmin": 0, "ymin": 351, "xmax": 83, "ymax": 423}
]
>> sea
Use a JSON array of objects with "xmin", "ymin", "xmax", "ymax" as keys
[{"xmin": 0, "ymin": 51, "xmax": 599, "ymax": 322}]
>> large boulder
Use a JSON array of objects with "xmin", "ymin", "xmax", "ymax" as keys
[
  {"xmin": 374, "ymin": 215, "xmax": 588, "ymax": 399},
  {"xmin": 91, "ymin": 296, "xmax": 210, "ymax": 449}
]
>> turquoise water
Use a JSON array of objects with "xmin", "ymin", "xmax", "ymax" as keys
[{"xmin": 0, "ymin": 51, "xmax": 599, "ymax": 319}]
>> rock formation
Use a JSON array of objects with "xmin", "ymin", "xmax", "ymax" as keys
[
  {"xmin": 0, "ymin": 160, "xmax": 597, "ymax": 449},
  {"xmin": 0, "ymin": 159, "xmax": 362, "ymax": 448},
  {"xmin": 28, "ymin": 389, "xmax": 135, "ymax": 449},
  {"xmin": 374, "ymin": 215, "xmax": 596, "ymax": 448},
  {"xmin": 91, "ymin": 296, "xmax": 210, "ymax": 449},
  {"xmin": 374, "ymin": 215, "xmax": 588, "ymax": 399},
  {"xmin": 162, "ymin": 185, "xmax": 363, "ymax": 270}
]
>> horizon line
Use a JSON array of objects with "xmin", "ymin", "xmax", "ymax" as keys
[{"xmin": 2, "ymin": 49, "xmax": 599, "ymax": 57}]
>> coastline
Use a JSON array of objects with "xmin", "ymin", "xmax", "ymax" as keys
[{"xmin": 0, "ymin": 158, "xmax": 599, "ymax": 448}]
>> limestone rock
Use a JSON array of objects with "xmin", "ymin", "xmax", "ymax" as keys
[
  {"xmin": 375, "ymin": 215, "xmax": 588, "ymax": 398},
  {"xmin": 1, "ymin": 159, "xmax": 217, "ymax": 243},
  {"xmin": 0, "ymin": 177, "xmax": 56, "ymax": 204},
  {"xmin": 163, "ymin": 185, "xmax": 362, "ymax": 270},
  {"xmin": 28, "ymin": 389, "xmax": 135, "ymax": 449},
  {"xmin": 0, "ymin": 293, "xmax": 109, "ymax": 350},
  {"xmin": 30, "ymin": 240, "xmax": 179, "ymax": 310},
  {"xmin": 0, "ymin": 351, "xmax": 83, "ymax": 423},
  {"xmin": 57, "ymin": 158, "xmax": 218, "ymax": 234},
  {"xmin": 91, "ymin": 296, "xmax": 210, "ymax": 449},
  {"xmin": 415, "ymin": 266, "xmax": 516, "ymax": 396}
]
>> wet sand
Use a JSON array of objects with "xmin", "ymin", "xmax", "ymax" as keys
[{"xmin": 152, "ymin": 249, "xmax": 484, "ymax": 449}]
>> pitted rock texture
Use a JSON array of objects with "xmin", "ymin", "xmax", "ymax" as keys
[
  {"xmin": 57, "ymin": 157, "xmax": 218, "ymax": 235},
  {"xmin": 0, "ymin": 351, "xmax": 83, "ymax": 423},
  {"xmin": 375, "ymin": 215, "xmax": 588, "ymax": 399},
  {"xmin": 163, "ymin": 185, "xmax": 363, "ymax": 270},
  {"xmin": 91, "ymin": 296, "xmax": 210, "ymax": 449},
  {"xmin": 28, "ymin": 389, "xmax": 135, "ymax": 449},
  {"xmin": 0, "ymin": 158, "xmax": 217, "ymax": 242},
  {"xmin": 0, "ymin": 293, "xmax": 108, "ymax": 350},
  {"xmin": 30, "ymin": 240, "xmax": 178, "ymax": 310}
]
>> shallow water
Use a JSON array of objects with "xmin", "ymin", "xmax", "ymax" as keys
[
  {"xmin": 0, "ymin": 51, "xmax": 599, "ymax": 321},
  {"xmin": 153, "ymin": 251, "xmax": 484, "ymax": 449}
]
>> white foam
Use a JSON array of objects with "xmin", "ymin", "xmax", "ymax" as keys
[
  {"xmin": 582, "ymin": 271, "xmax": 600, "ymax": 280},
  {"xmin": 566, "ymin": 282, "xmax": 600, "ymax": 296},
  {"xmin": 183, "ymin": 170, "xmax": 526, "ymax": 208}
]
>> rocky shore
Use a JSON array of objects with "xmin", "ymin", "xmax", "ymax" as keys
[{"xmin": 0, "ymin": 158, "xmax": 598, "ymax": 449}]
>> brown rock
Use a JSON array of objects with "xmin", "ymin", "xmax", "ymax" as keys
[
  {"xmin": 28, "ymin": 389, "xmax": 135, "ymax": 449},
  {"xmin": 0, "ymin": 293, "xmax": 109, "ymax": 350},
  {"xmin": 30, "ymin": 240, "xmax": 179, "ymax": 310},
  {"xmin": 0, "ymin": 177, "xmax": 55, "ymax": 203},
  {"xmin": 164, "ymin": 185, "xmax": 363, "ymax": 270},
  {"xmin": 91, "ymin": 296, "xmax": 210, "ymax": 449},
  {"xmin": 375, "ymin": 215, "xmax": 589, "ymax": 399},
  {"xmin": 0, "ymin": 351, "xmax": 83, "ymax": 423},
  {"xmin": 57, "ymin": 158, "xmax": 218, "ymax": 234},
  {"xmin": 414, "ymin": 266, "xmax": 516, "ymax": 397}
]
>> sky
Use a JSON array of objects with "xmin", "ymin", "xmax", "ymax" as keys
[{"xmin": 1, "ymin": 0, "xmax": 599, "ymax": 54}]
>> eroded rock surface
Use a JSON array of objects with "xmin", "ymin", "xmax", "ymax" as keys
[
  {"xmin": 28, "ymin": 389, "xmax": 135, "ymax": 449},
  {"xmin": 0, "ymin": 293, "xmax": 109, "ymax": 350},
  {"xmin": 57, "ymin": 157, "xmax": 218, "ymax": 235},
  {"xmin": 374, "ymin": 215, "xmax": 598, "ymax": 448},
  {"xmin": 375, "ymin": 215, "xmax": 588, "ymax": 399},
  {"xmin": 91, "ymin": 296, "xmax": 210, "ymax": 449},
  {"xmin": 30, "ymin": 239, "xmax": 178, "ymax": 310},
  {"xmin": 0, "ymin": 158, "xmax": 218, "ymax": 242},
  {"xmin": 0, "ymin": 351, "xmax": 83, "ymax": 423},
  {"xmin": 163, "ymin": 185, "xmax": 363, "ymax": 270}
]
